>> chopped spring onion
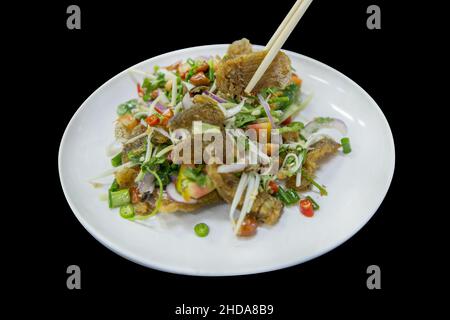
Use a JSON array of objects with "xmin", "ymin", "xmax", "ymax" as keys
[
  {"xmin": 194, "ymin": 223, "xmax": 209, "ymax": 237},
  {"xmin": 276, "ymin": 186, "xmax": 300, "ymax": 205},
  {"xmin": 281, "ymin": 153, "xmax": 301, "ymax": 175},
  {"xmin": 109, "ymin": 179, "xmax": 120, "ymax": 192},
  {"xmin": 306, "ymin": 196, "xmax": 320, "ymax": 210},
  {"xmin": 208, "ymin": 58, "xmax": 215, "ymax": 82},
  {"xmin": 135, "ymin": 131, "xmax": 154, "ymax": 182},
  {"xmin": 341, "ymin": 137, "xmax": 352, "ymax": 154},
  {"xmin": 111, "ymin": 152, "xmax": 122, "ymax": 167},
  {"xmin": 302, "ymin": 170, "xmax": 328, "ymax": 196},
  {"xmin": 279, "ymin": 93, "xmax": 313, "ymax": 123},
  {"xmin": 120, "ymin": 204, "xmax": 135, "ymax": 219}
]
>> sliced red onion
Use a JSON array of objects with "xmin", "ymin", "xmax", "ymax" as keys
[
  {"xmin": 302, "ymin": 118, "xmax": 347, "ymax": 139},
  {"xmin": 137, "ymin": 173, "xmax": 155, "ymax": 194},
  {"xmin": 154, "ymin": 102, "xmax": 168, "ymax": 114},
  {"xmin": 182, "ymin": 92, "xmax": 194, "ymax": 109},
  {"xmin": 204, "ymin": 90, "xmax": 227, "ymax": 103},
  {"xmin": 166, "ymin": 182, "xmax": 197, "ymax": 204},
  {"xmin": 257, "ymin": 94, "xmax": 275, "ymax": 128},
  {"xmin": 170, "ymin": 175, "xmax": 178, "ymax": 183},
  {"xmin": 171, "ymin": 128, "xmax": 190, "ymax": 142},
  {"xmin": 217, "ymin": 163, "xmax": 247, "ymax": 173}
]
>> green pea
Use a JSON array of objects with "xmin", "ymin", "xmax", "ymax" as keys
[{"xmin": 194, "ymin": 223, "xmax": 209, "ymax": 237}]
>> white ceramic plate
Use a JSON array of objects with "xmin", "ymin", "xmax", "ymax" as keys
[{"xmin": 59, "ymin": 45, "xmax": 395, "ymax": 276}]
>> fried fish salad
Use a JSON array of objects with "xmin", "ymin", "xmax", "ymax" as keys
[{"xmin": 90, "ymin": 39, "xmax": 352, "ymax": 237}]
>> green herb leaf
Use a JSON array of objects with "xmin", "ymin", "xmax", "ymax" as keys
[
  {"xmin": 235, "ymin": 113, "xmax": 257, "ymax": 127},
  {"xmin": 278, "ymin": 121, "xmax": 304, "ymax": 134},
  {"xmin": 116, "ymin": 99, "xmax": 138, "ymax": 115}
]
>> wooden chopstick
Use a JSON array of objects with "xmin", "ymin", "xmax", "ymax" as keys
[
  {"xmin": 245, "ymin": 0, "xmax": 313, "ymax": 94},
  {"xmin": 265, "ymin": 0, "xmax": 304, "ymax": 52}
]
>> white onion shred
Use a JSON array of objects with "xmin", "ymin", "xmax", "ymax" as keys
[
  {"xmin": 182, "ymin": 93, "xmax": 193, "ymax": 109},
  {"xmin": 257, "ymin": 94, "xmax": 275, "ymax": 128},
  {"xmin": 295, "ymin": 152, "xmax": 304, "ymax": 187},
  {"xmin": 302, "ymin": 118, "xmax": 347, "ymax": 139},
  {"xmin": 210, "ymin": 80, "xmax": 217, "ymax": 93},
  {"xmin": 282, "ymin": 153, "xmax": 301, "ymax": 174},
  {"xmin": 234, "ymin": 173, "xmax": 260, "ymax": 235},
  {"xmin": 149, "ymin": 95, "xmax": 162, "ymax": 113},
  {"xmin": 155, "ymin": 145, "xmax": 174, "ymax": 158},
  {"xmin": 226, "ymin": 98, "xmax": 246, "ymax": 118},
  {"xmin": 217, "ymin": 163, "xmax": 247, "ymax": 173},
  {"xmin": 123, "ymin": 131, "xmax": 148, "ymax": 145},
  {"xmin": 89, "ymin": 161, "xmax": 138, "ymax": 184},
  {"xmin": 138, "ymin": 173, "xmax": 155, "ymax": 194},
  {"xmin": 129, "ymin": 69, "xmax": 156, "ymax": 80},
  {"xmin": 229, "ymin": 173, "xmax": 249, "ymax": 227}
]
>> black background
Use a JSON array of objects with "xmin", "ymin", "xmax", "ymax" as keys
[{"xmin": 9, "ymin": 0, "xmax": 423, "ymax": 316}]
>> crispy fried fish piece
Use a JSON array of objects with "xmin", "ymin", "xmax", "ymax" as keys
[
  {"xmin": 159, "ymin": 190, "xmax": 223, "ymax": 213},
  {"xmin": 169, "ymin": 95, "xmax": 225, "ymax": 130},
  {"xmin": 206, "ymin": 165, "xmax": 283, "ymax": 225},
  {"xmin": 286, "ymin": 138, "xmax": 341, "ymax": 191},
  {"xmin": 226, "ymin": 38, "xmax": 253, "ymax": 58},
  {"xmin": 216, "ymin": 39, "xmax": 292, "ymax": 97}
]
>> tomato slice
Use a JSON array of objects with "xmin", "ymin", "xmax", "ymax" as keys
[
  {"xmin": 130, "ymin": 186, "xmax": 140, "ymax": 204},
  {"xmin": 145, "ymin": 114, "xmax": 160, "ymax": 126},
  {"xmin": 137, "ymin": 83, "xmax": 144, "ymax": 97},
  {"xmin": 281, "ymin": 116, "xmax": 292, "ymax": 125},
  {"xmin": 160, "ymin": 109, "xmax": 174, "ymax": 126},
  {"xmin": 237, "ymin": 216, "xmax": 258, "ymax": 237},
  {"xmin": 300, "ymin": 199, "xmax": 314, "ymax": 217},
  {"xmin": 268, "ymin": 180, "xmax": 279, "ymax": 194}
]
